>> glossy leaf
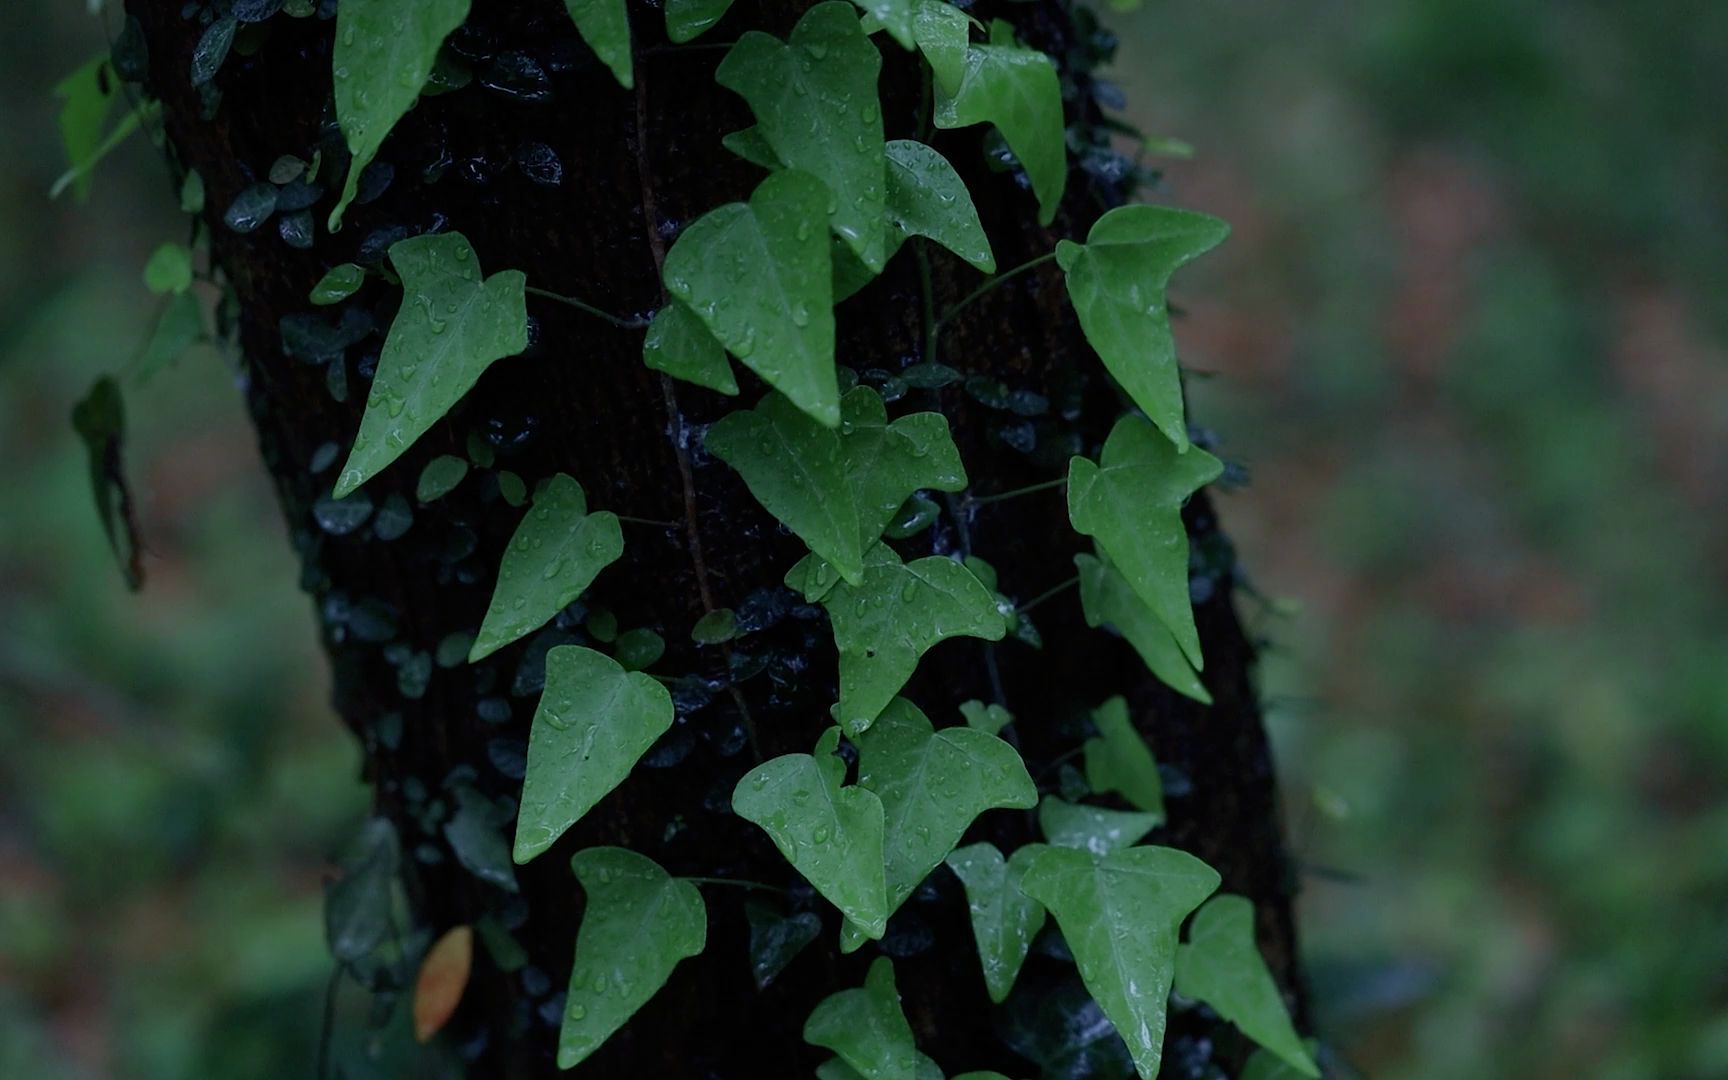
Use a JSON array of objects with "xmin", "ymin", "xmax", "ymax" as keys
[
  {"xmin": 934, "ymin": 30, "xmax": 1067, "ymax": 225},
  {"xmin": 1175, "ymin": 895, "xmax": 1318, "ymax": 1076},
  {"xmin": 913, "ymin": 0, "xmax": 970, "ymax": 94},
  {"xmin": 413, "ymin": 925, "xmax": 473, "ymax": 1042},
  {"xmin": 514, "ymin": 646, "xmax": 674, "ymax": 863},
  {"xmin": 945, "ymin": 841, "xmax": 1049, "ymax": 1003},
  {"xmin": 310, "ymin": 262, "xmax": 366, "ymax": 305},
  {"xmin": 666, "ymin": 0, "xmax": 737, "ymax": 42},
  {"xmin": 469, "ymin": 474, "xmax": 623, "ymax": 662},
  {"xmin": 733, "ymin": 728, "xmax": 888, "ymax": 936},
  {"xmin": 857, "ymin": 698, "xmax": 1036, "ymax": 921},
  {"xmin": 1039, "ymin": 796, "xmax": 1158, "ymax": 855},
  {"xmin": 804, "ymin": 957, "xmax": 918, "ymax": 1080},
  {"xmin": 415, "ymin": 454, "xmax": 469, "ymax": 502},
  {"xmin": 849, "ymin": 0, "xmax": 914, "ymax": 48},
  {"xmin": 1020, "ymin": 845, "xmax": 1221, "ymax": 1080},
  {"xmin": 707, "ymin": 392, "xmax": 863, "ymax": 582},
  {"xmin": 558, "ymin": 848, "xmax": 706, "ymax": 1070},
  {"xmin": 722, "ymin": 125, "xmax": 781, "ymax": 170},
  {"xmin": 884, "ymin": 139, "xmax": 995, "ymax": 273},
  {"xmin": 1056, "ymin": 205, "xmax": 1229, "ymax": 450},
  {"xmin": 717, "ymin": 3, "xmax": 888, "ymax": 271},
  {"xmin": 643, "ymin": 301, "xmax": 737, "ymax": 395},
  {"xmin": 330, "ymin": 0, "xmax": 469, "ymax": 229},
  {"xmin": 838, "ymin": 384, "xmax": 968, "ymax": 547},
  {"xmin": 664, "ymin": 169, "xmax": 839, "ymax": 426},
  {"xmin": 335, "ymin": 232, "xmax": 528, "ymax": 496},
  {"xmin": 562, "ymin": 0, "xmax": 632, "ymax": 88},
  {"xmin": 1076, "ymin": 551, "xmax": 1211, "ymax": 704},
  {"xmin": 1067, "ymin": 414, "xmax": 1221, "ymax": 669},
  {"xmin": 1082, "ymin": 696, "xmax": 1165, "ymax": 816},
  {"xmin": 795, "ymin": 544, "xmax": 1006, "ymax": 735}
]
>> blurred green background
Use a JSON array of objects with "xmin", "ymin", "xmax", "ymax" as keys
[{"xmin": 2, "ymin": 1, "xmax": 1724, "ymax": 1077}]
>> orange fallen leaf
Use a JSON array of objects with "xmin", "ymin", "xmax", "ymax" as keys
[{"xmin": 413, "ymin": 924, "xmax": 474, "ymax": 1043}]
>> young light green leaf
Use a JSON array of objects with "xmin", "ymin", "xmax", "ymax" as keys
[
  {"xmin": 666, "ymin": 0, "xmax": 737, "ymax": 42},
  {"xmin": 469, "ymin": 474, "xmax": 623, "ymax": 661},
  {"xmin": 707, "ymin": 392, "xmax": 863, "ymax": 582},
  {"xmin": 839, "ymin": 384, "xmax": 968, "ymax": 547},
  {"xmin": 514, "ymin": 646, "xmax": 674, "ymax": 863},
  {"xmin": 1076, "ymin": 551, "xmax": 1212, "ymax": 705},
  {"xmin": 1066, "ymin": 414, "xmax": 1222, "ymax": 669},
  {"xmin": 335, "ymin": 232, "xmax": 528, "ymax": 497},
  {"xmin": 847, "ymin": 0, "xmax": 914, "ymax": 49},
  {"xmin": 933, "ymin": 32, "xmax": 1066, "ymax": 226},
  {"xmin": 143, "ymin": 243, "xmax": 193, "ymax": 295},
  {"xmin": 913, "ymin": 0, "xmax": 970, "ymax": 94},
  {"xmin": 721, "ymin": 125, "xmax": 781, "ymax": 170},
  {"xmin": 1175, "ymin": 895, "xmax": 1318, "ymax": 1077},
  {"xmin": 944, "ymin": 841, "xmax": 1049, "ymax": 1003},
  {"xmin": 717, "ymin": 3, "xmax": 888, "ymax": 271},
  {"xmin": 838, "ymin": 698, "xmax": 1034, "ymax": 946},
  {"xmin": 557, "ymin": 847, "xmax": 706, "ymax": 1070},
  {"xmin": 53, "ymin": 56, "xmax": 116, "ymax": 203},
  {"xmin": 1039, "ymin": 796, "xmax": 1158, "ymax": 855},
  {"xmin": 311, "ymin": 262, "xmax": 367, "ymax": 306},
  {"xmin": 664, "ymin": 169, "xmax": 839, "ymax": 426},
  {"xmin": 561, "ymin": 0, "xmax": 632, "ymax": 88},
  {"xmin": 1082, "ymin": 696, "xmax": 1165, "ymax": 816},
  {"xmin": 884, "ymin": 139, "xmax": 995, "ymax": 273},
  {"xmin": 329, "ymin": 0, "xmax": 470, "ymax": 230},
  {"xmin": 1020, "ymin": 845, "xmax": 1221, "ymax": 1080},
  {"xmin": 804, "ymin": 957, "xmax": 919, "ymax": 1080},
  {"xmin": 644, "ymin": 301, "xmax": 738, "ymax": 394},
  {"xmin": 733, "ymin": 728, "xmax": 888, "ymax": 936},
  {"xmin": 797, "ymin": 543, "xmax": 1006, "ymax": 735},
  {"xmin": 959, "ymin": 699, "xmax": 1012, "ymax": 736},
  {"xmin": 1056, "ymin": 205, "xmax": 1229, "ymax": 450}
]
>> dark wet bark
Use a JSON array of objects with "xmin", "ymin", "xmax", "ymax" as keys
[{"xmin": 126, "ymin": 1, "xmax": 1304, "ymax": 1076}]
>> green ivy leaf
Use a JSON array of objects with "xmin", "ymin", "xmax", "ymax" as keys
[
  {"xmin": 1038, "ymin": 795, "xmax": 1158, "ymax": 855},
  {"xmin": 415, "ymin": 454, "xmax": 469, "ymax": 502},
  {"xmin": 883, "ymin": 140, "xmax": 995, "ymax": 273},
  {"xmin": 335, "ymin": 232, "xmax": 528, "ymax": 497},
  {"xmin": 933, "ymin": 30, "xmax": 1067, "ymax": 226},
  {"xmin": 707, "ymin": 392, "xmax": 863, "ymax": 582},
  {"xmin": 858, "ymin": 698, "xmax": 1035, "ymax": 918},
  {"xmin": 1175, "ymin": 895, "xmax": 1318, "ymax": 1076},
  {"xmin": 944, "ymin": 841, "xmax": 1049, "ymax": 1003},
  {"xmin": 664, "ymin": 169, "xmax": 839, "ymax": 426},
  {"xmin": 913, "ymin": 0, "xmax": 970, "ymax": 94},
  {"xmin": 839, "ymin": 384, "xmax": 968, "ymax": 547},
  {"xmin": 691, "ymin": 608, "xmax": 739, "ymax": 644},
  {"xmin": 53, "ymin": 56, "xmax": 116, "ymax": 203},
  {"xmin": 717, "ymin": 3, "xmax": 888, "ymax": 272},
  {"xmin": 1055, "ymin": 204, "xmax": 1229, "ymax": 450},
  {"xmin": 561, "ymin": 0, "xmax": 632, "ymax": 88},
  {"xmin": 1076, "ymin": 551, "xmax": 1211, "ymax": 705},
  {"xmin": 722, "ymin": 125, "xmax": 781, "ymax": 170},
  {"xmin": 614, "ymin": 627, "xmax": 666, "ymax": 671},
  {"xmin": 666, "ymin": 0, "xmax": 737, "ymax": 42},
  {"xmin": 793, "ymin": 544, "xmax": 1006, "ymax": 735},
  {"xmin": 804, "ymin": 957, "xmax": 918, "ymax": 1080},
  {"xmin": 557, "ymin": 847, "xmax": 706, "ymax": 1070},
  {"xmin": 444, "ymin": 786, "xmax": 519, "ymax": 892},
  {"xmin": 745, "ymin": 900, "xmax": 822, "ymax": 989},
  {"xmin": 959, "ymin": 699, "xmax": 1012, "ymax": 735},
  {"xmin": 71, "ymin": 376, "xmax": 143, "ymax": 590},
  {"xmin": 469, "ymin": 474, "xmax": 623, "ymax": 662},
  {"xmin": 952, "ymin": 1074, "xmax": 1013, "ymax": 1080},
  {"xmin": 1243, "ymin": 1046, "xmax": 1322, "ymax": 1080},
  {"xmin": 733, "ymin": 728, "xmax": 888, "ymax": 936},
  {"xmin": 848, "ymin": 0, "xmax": 914, "ymax": 49},
  {"xmin": 1066, "ymin": 414, "xmax": 1221, "ymax": 670},
  {"xmin": 1020, "ymin": 845, "xmax": 1221, "ymax": 1080},
  {"xmin": 643, "ymin": 301, "xmax": 738, "ymax": 395},
  {"xmin": 143, "ymin": 243, "xmax": 193, "ymax": 295},
  {"xmin": 514, "ymin": 646, "xmax": 674, "ymax": 863},
  {"xmin": 310, "ymin": 262, "xmax": 367, "ymax": 306},
  {"xmin": 1082, "ymin": 696, "xmax": 1165, "ymax": 816},
  {"xmin": 329, "ymin": 0, "xmax": 470, "ymax": 230},
  {"xmin": 817, "ymin": 1056, "xmax": 945, "ymax": 1080}
]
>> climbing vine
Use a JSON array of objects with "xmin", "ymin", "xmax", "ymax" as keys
[{"xmin": 60, "ymin": 0, "xmax": 1317, "ymax": 1076}]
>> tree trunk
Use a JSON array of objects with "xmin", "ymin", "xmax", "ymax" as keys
[{"xmin": 126, "ymin": 1, "xmax": 1303, "ymax": 1075}]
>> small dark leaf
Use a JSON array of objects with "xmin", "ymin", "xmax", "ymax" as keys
[
  {"xmin": 222, "ymin": 181, "xmax": 278, "ymax": 232},
  {"xmin": 71, "ymin": 376, "xmax": 143, "ymax": 590},
  {"xmin": 443, "ymin": 787, "xmax": 519, "ymax": 892},
  {"xmin": 111, "ymin": 16, "xmax": 150, "ymax": 82},
  {"xmin": 190, "ymin": 15, "xmax": 238, "ymax": 87},
  {"xmin": 324, "ymin": 817, "xmax": 401, "ymax": 963},
  {"xmin": 746, "ymin": 901, "xmax": 821, "ymax": 989}
]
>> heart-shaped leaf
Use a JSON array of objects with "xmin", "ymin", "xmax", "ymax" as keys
[
  {"xmin": 1175, "ymin": 894, "xmax": 1318, "ymax": 1076},
  {"xmin": 1056, "ymin": 205, "xmax": 1229, "ymax": 450},
  {"xmin": 643, "ymin": 300, "xmax": 738, "ymax": 395},
  {"xmin": 1038, "ymin": 795, "xmax": 1158, "ymax": 855},
  {"xmin": 734, "ymin": 728, "xmax": 888, "ymax": 936},
  {"xmin": 934, "ymin": 26, "xmax": 1067, "ymax": 225},
  {"xmin": 469, "ymin": 475, "xmax": 623, "ymax": 662},
  {"xmin": 666, "ymin": 0, "xmax": 737, "ymax": 42},
  {"xmin": 838, "ymin": 385, "xmax": 968, "ymax": 547},
  {"xmin": 1020, "ymin": 845, "xmax": 1220, "ymax": 1080},
  {"xmin": 561, "ymin": 0, "xmax": 632, "ymax": 89},
  {"xmin": 1082, "ymin": 696, "xmax": 1165, "ymax": 816},
  {"xmin": 557, "ymin": 847, "xmax": 706, "ymax": 1069},
  {"xmin": 1076, "ymin": 551, "xmax": 1211, "ymax": 704},
  {"xmin": 514, "ymin": 646, "xmax": 674, "ymax": 863},
  {"xmin": 335, "ymin": 232, "xmax": 528, "ymax": 496},
  {"xmin": 883, "ymin": 139, "xmax": 995, "ymax": 273},
  {"xmin": 805, "ymin": 957, "xmax": 919, "ymax": 1080},
  {"xmin": 1067, "ymin": 414, "xmax": 1222, "ymax": 669},
  {"xmin": 944, "ymin": 841, "xmax": 1049, "ymax": 1003}
]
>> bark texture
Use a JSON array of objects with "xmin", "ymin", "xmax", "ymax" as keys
[{"xmin": 127, "ymin": 1, "xmax": 1303, "ymax": 1076}]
